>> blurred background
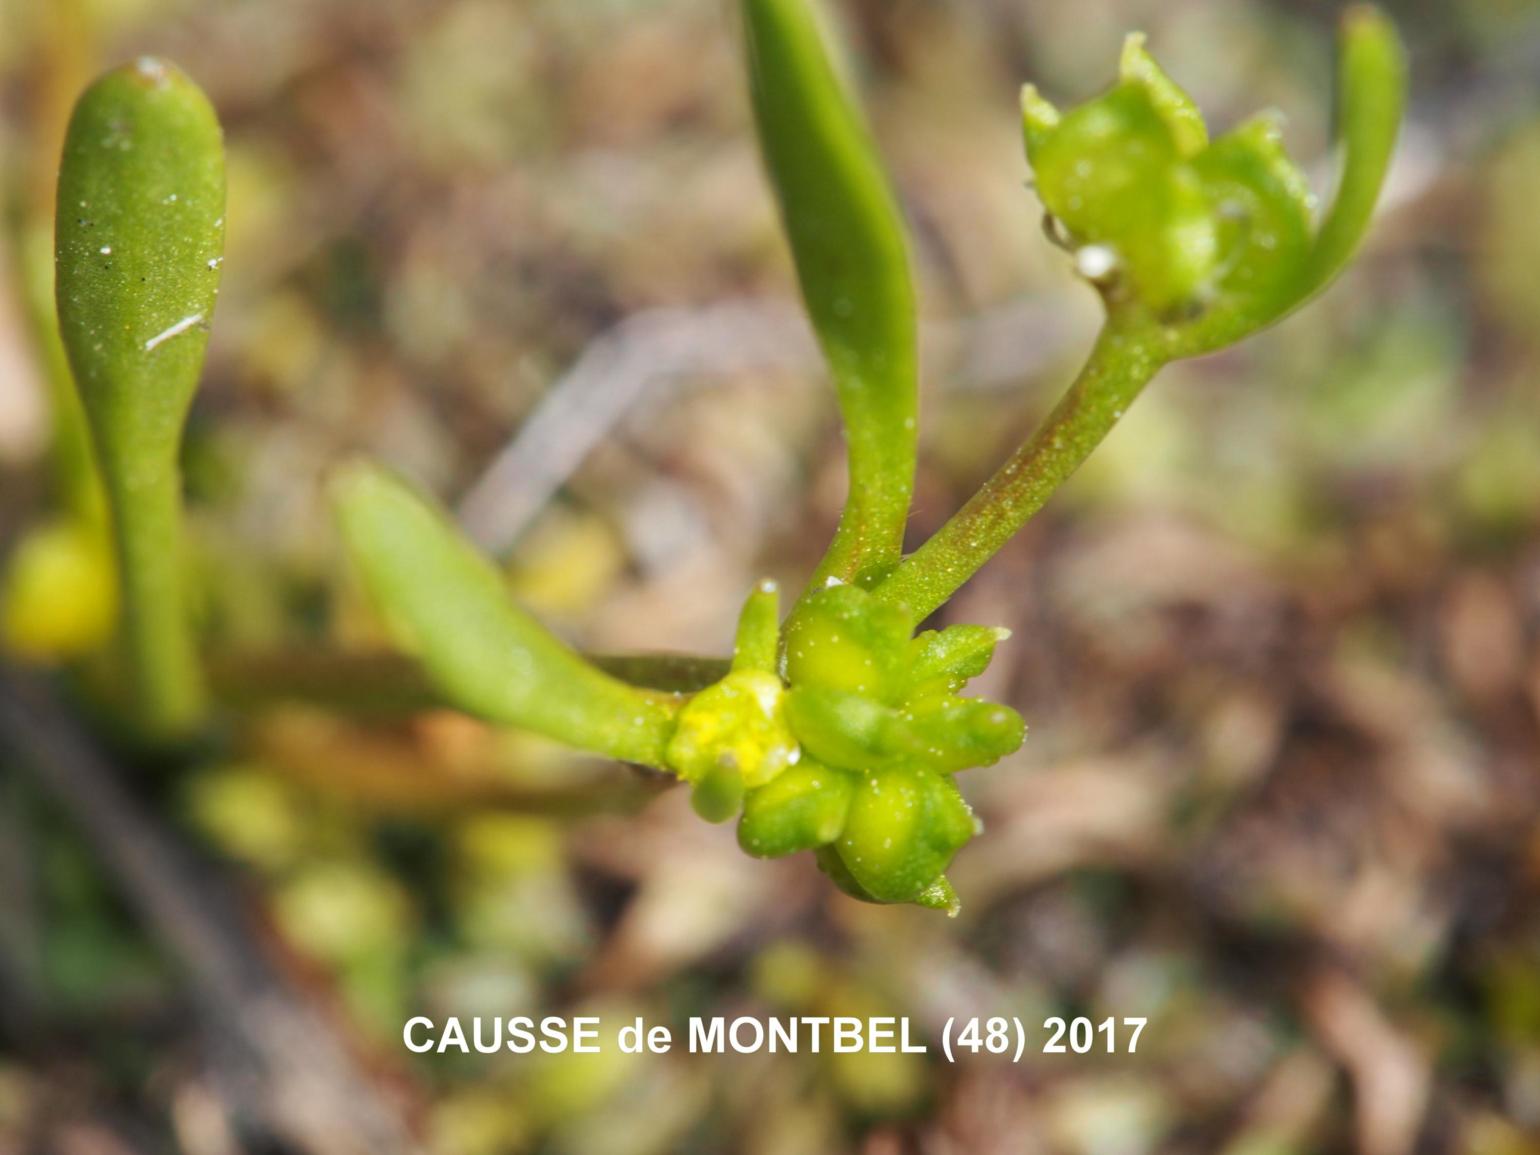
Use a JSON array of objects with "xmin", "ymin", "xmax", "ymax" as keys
[{"xmin": 1, "ymin": 0, "xmax": 1539, "ymax": 1151}]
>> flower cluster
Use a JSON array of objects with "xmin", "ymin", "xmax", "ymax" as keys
[
  {"xmin": 666, "ymin": 582, "xmax": 1023, "ymax": 913},
  {"xmin": 1024, "ymin": 35, "xmax": 1313, "ymax": 330}
]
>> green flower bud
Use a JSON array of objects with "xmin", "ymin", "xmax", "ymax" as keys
[
  {"xmin": 782, "ymin": 583, "xmax": 910, "ymax": 699},
  {"xmin": 899, "ymin": 692, "xmax": 1025, "ymax": 774},
  {"xmin": 1022, "ymin": 41, "xmax": 1218, "ymax": 314},
  {"xmin": 783, "ymin": 685, "xmax": 907, "ymax": 771},
  {"xmin": 906, "ymin": 624, "xmax": 1010, "ymax": 695},
  {"xmin": 738, "ymin": 761, "xmax": 855, "ymax": 858},
  {"xmin": 1021, "ymin": 14, "xmax": 1405, "ymax": 353},
  {"xmin": 822, "ymin": 766, "xmax": 977, "ymax": 905}
]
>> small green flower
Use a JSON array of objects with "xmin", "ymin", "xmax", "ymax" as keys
[
  {"xmin": 666, "ymin": 583, "xmax": 799, "ymax": 821},
  {"xmin": 1022, "ymin": 37, "xmax": 1221, "ymax": 315},
  {"xmin": 674, "ymin": 581, "xmax": 1025, "ymax": 910},
  {"xmin": 1022, "ymin": 13, "xmax": 1404, "ymax": 356}
]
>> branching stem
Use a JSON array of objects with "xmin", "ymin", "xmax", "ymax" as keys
[{"xmin": 875, "ymin": 317, "xmax": 1169, "ymax": 620}]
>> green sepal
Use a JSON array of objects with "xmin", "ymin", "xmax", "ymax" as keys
[
  {"xmin": 738, "ymin": 761, "xmax": 855, "ymax": 857},
  {"xmin": 913, "ymin": 874, "xmax": 961, "ymax": 916},
  {"xmin": 782, "ymin": 584, "xmax": 910, "ymax": 699},
  {"xmin": 815, "ymin": 843, "xmax": 879, "ymax": 903},
  {"xmin": 900, "ymin": 693, "xmax": 1026, "ymax": 774},
  {"xmin": 784, "ymin": 684, "xmax": 906, "ymax": 770},
  {"xmin": 905, "ymin": 624, "xmax": 1008, "ymax": 694},
  {"xmin": 786, "ymin": 684, "xmax": 1024, "ymax": 775},
  {"xmin": 732, "ymin": 579, "xmax": 782, "ymax": 674},
  {"xmin": 1191, "ymin": 113, "xmax": 1315, "ymax": 328},
  {"xmin": 827, "ymin": 767, "xmax": 978, "ymax": 904},
  {"xmin": 1118, "ymin": 33, "xmax": 1207, "ymax": 157}
]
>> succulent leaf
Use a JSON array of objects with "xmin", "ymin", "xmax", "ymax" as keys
[
  {"xmin": 742, "ymin": 0, "xmax": 919, "ymax": 587},
  {"xmin": 332, "ymin": 463, "xmax": 681, "ymax": 767},
  {"xmin": 56, "ymin": 58, "xmax": 225, "ymax": 734}
]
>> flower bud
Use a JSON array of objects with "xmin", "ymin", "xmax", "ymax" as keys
[
  {"xmin": 738, "ymin": 761, "xmax": 855, "ymax": 858},
  {"xmin": 1021, "ymin": 13, "xmax": 1404, "ymax": 353},
  {"xmin": 821, "ymin": 767, "xmax": 978, "ymax": 905},
  {"xmin": 1022, "ymin": 40, "xmax": 1219, "ymax": 314},
  {"xmin": 782, "ymin": 584, "xmax": 910, "ymax": 699}
]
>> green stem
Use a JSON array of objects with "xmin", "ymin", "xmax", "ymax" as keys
[
  {"xmin": 106, "ymin": 460, "xmax": 203, "ymax": 734},
  {"xmin": 208, "ymin": 650, "xmax": 731, "ymax": 716},
  {"xmin": 874, "ymin": 319, "xmax": 1168, "ymax": 620}
]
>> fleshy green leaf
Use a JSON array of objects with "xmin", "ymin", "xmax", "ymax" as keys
[
  {"xmin": 743, "ymin": 0, "xmax": 918, "ymax": 586},
  {"xmin": 1298, "ymin": 5, "xmax": 1407, "ymax": 302},
  {"xmin": 56, "ymin": 58, "xmax": 226, "ymax": 735},
  {"xmin": 332, "ymin": 463, "xmax": 681, "ymax": 767}
]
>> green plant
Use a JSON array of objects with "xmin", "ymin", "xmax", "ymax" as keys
[
  {"xmin": 54, "ymin": 57, "xmax": 225, "ymax": 737},
  {"xmin": 38, "ymin": 0, "xmax": 1404, "ymax": 909}
]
